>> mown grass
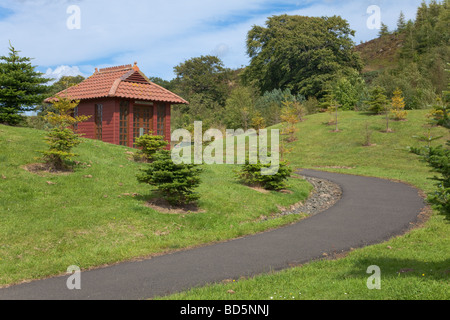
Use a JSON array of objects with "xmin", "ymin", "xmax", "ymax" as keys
[
  {"xmin": 159, "ymin": 110, "xmax": 450, "ymax": 300},
  {"xmin": 0, "ymin": 124, "xmax": 311, "ymax": 286}
]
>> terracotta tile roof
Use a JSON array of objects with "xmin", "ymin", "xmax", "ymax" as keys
[{"xmin": 46, "ymin": 63, "xmax": 188, "ymax": 104}]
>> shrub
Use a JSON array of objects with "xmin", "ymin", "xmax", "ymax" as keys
[
  {"xmin": 137, "ymin": 150, "xmax": 202, "ymax": 206},
  {"xmin": 391, "ymin": 88, "xmax": 408, "ymax": 121},
  {"xmin": 303, "ymin": 97, "xmax": 319, "ymax": 115},
  {"xmin": 427, "ymin": 98, "xmax": 450, "ymax": 129},
  {"xmin": 134, "ymin": 133, "xmax": 168, "ymax": 162},
  {"xmin": 366, "ymin": 86, "xmax": 389, "ymax": 114},
  {"xmin": 41, "ymin": 128, "xmax": 82, "ymax": 171},
  {"xmin": 39, "ymin": 96, "xmax": 89, "ymax": 171},
  {"xmin": 251, "ymin": 111, "xmax": 266, "ymax": 131},
  {"xmin": 411, "ymin": 141, "xmax": 450, "ymax": 220},
  {"xmin": 25, "ymin": 115, "xmax": 49, "ymax": 130},
  {"xmin": 236, "ymin": 156, "xmax": 293, "ymax": 191},
  {"xmin": 331, "ymin": 77, "xmax": 360, "ymax": 111}
]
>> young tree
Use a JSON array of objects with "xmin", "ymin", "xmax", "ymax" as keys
[
  {"xmin": 40, "ymin": 96, "xmax": 90, "ymax": 171},
  {"xmin": 426, "ymin": 65, "xmax": 449, "ymax": 128},
  {"xmin": 37, "ymin": 75, "xmax": 85, "ymax": 124},
  {"xmin": 384, "ymin": 100, "xmax": 393, "ymax": 133},
  {"xmin": 280, "ymin": 100, "xmax": 301, "ymax": 142},
  {"xmin": 137, "ymin": 150, "xmax": 203, "ymax": 206},
  {"xmin": 236, "ymin": 155, "xmax": 293, "ymax": 191},
  {"xmin": 411, "ymin": 141, "xmax": 450, "ymax": 220},
  {"xmin": 134, "ymin": 133, "xmax": 168, "ymax": 162},
  {"xmin": 391, "ymin": 88, "xmax": 408, "ymax": 121},
  {"xmin": 251, "ymin": 111, "xmax": 266, "ymax": 132},
  {"xmin": 331, "ymin": 77, "xmax": 360, "ymax": 111},
  {"xmin": 320, "ymin": 90, "xmax": 341, "ymax": 131},
  {"xmin": 367, "ymin": 86, "xmax": 389, "ymax": 114},
  {"xmin": 0, "ymin": 42, "xmax": 50, "ymax": 125},
  {"xmin": 378, "ymin": 23, "xmax": 390, "ymax": 37},
  {"xmin": 427, "ymin": 98, "xmax": 449, "ymax": 128},
  {"xmin": 329, "ymin": 102, "xmax": 341, "ymax": 133}
]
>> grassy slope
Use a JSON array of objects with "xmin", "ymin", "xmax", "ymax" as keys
[
  {"xmin": 0, "ymin": 125, "xmax": 311, "ymax": 286},
  {"xmin": 161, "ymin": 110, "xmax": 450, "ymax": 300}
]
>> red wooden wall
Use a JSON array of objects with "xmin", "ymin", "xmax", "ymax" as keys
[{"xmin": 76, "ymin": 98, "xmax": 171, "ymax": 149}]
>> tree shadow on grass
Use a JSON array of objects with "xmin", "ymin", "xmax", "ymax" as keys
[
  {"xmin": 133, "ymin": 192, "xmax": 205, "ymax": 214},
  {"xmin": 345, "ymin": 257, "xmax": 450, "ymax": 282}
]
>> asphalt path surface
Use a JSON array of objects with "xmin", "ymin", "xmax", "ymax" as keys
[{"xmin": 0, "ymin": 170, "xmax": 425, "ymax": 300}]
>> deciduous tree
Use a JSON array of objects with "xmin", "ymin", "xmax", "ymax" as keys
[{"xmin": 243, "ymin": 15, "xmax": 362, "ymax": 99}]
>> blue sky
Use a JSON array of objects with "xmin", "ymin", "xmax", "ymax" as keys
[{"xmin": 0, "ymin": 0, "xmax": 427, "ymax": 81}]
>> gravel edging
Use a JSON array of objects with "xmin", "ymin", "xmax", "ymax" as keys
[{"xmin": 278, "ymin": 175, "xmax": 343, "ymax": 217}]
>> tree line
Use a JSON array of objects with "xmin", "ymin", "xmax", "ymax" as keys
[
  {"xmin": 166, "ymin": 0, "xmax": 449, "ymax": 132},
  {"xmin": 0, "ymin": 0, "xmax": 448, "ymax": 132}
]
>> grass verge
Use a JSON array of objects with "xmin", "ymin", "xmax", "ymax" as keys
[
  {"xmin": 0, "ymin": 124, "xmax": 311, "ymax": 286},
  {"xmin": 158, "ymin": 110, "xmax": 450, "ymax": 300}
]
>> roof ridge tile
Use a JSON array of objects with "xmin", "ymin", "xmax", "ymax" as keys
[{"xmin": 98, "ymin": 65, "xmax": 133, "ymax": 73}]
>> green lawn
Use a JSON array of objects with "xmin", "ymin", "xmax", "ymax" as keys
[
  {"xmin": 0, "ymin": 124, "xmax": 311, "ymax": 286},
  {"xmin": 159, "ymin": 110, "xmax": 450, "ymax": 300}
]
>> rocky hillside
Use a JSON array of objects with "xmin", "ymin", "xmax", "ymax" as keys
[{"xmin": 355, "ymin": 33, "xmax": 405, "ymax": 73}]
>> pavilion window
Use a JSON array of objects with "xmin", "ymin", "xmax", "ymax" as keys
[
  {"xmin": 73, "ymin": 106, "xmax": 79, "ymax": 132},
  {"xmin": 94, "ymin": 104, "xmax": 103, "ymax": 140},
  {"xmin": 133, "ymin": 104, "xmax": 153, "ymax": 147},
  {"xmin": 119, "ymin": 101, "xmax": 130, "ymax": 146},
  {"xmin": 157, "ymin": 103, "xmax": 166, "ymax": 136}
]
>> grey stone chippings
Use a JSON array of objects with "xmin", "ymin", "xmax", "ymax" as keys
[{"xmin": 280, "ymin": 176, "xmax": 343, "ymax": 217}]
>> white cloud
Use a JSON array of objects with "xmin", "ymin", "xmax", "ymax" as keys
[
  {"xmin": 0, "ymin": 0, "xmax": 426, "ymax": 81},
  {"xmin": 44, "ymin": 65, "xmax": 85, "ymax": 83}
]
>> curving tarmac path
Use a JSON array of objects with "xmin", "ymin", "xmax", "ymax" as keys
[{"xmin": 0, "ymin": 170, "xmax": 425, "ymax": 300}]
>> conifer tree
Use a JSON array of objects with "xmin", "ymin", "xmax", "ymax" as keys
[
  {"xmin": 397, "ymin": 11, "xmax": 407, "ymax": 32},
  {"xmin": 378, "ymin": 23, "xmax": 390, "ymax": 37},
  {"xmin": 391, "ymin": 88, "xmax": 408, "ymax": 121},
  {"xmin": 0, "ymin": 42, "xmax": 50, "ymax": 125},
  {"xmin": 40, "ymin": 96, "xmax": 90, "ymax": 171},
  {"xmin": 137, "ymin": 150, "xmax": 203, "ymax": 206},
  {"xmin": 367, "ymin": 86, "xmax": 389, "ymax": 114}
]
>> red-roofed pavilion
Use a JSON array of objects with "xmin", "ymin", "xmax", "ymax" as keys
[{"xmin": 47, "ymin": 63, "xmax": 188, "ymax": 148}]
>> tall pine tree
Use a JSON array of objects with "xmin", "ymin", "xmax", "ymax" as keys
[{"xmin": 0, "ymin": 42, "xmax": 50, "ymax": 125}]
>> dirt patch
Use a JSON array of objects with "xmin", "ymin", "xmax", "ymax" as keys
[
  {"xmin": 22, "ymin": 163, "xmax": 73, "ymax": 176},
  {"xmin": 248, "ymin": 186, "xmax": 270, "ymax": 194},
  {"xmin": 247, "ymin": 185, "xmax": 293, "ymax": 194},
  {"xmin": 313, "ymin": 166, "xmax": 356, "ymax": 170},
  {"xmin": 145, "ymin": 198, "xmax": 206, "ymax": 214}
]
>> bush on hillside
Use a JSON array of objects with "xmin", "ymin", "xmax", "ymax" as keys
[
  {"xmin": 137, "ymin": 150, "xmax": 202, "ymax": 206},
  {"xmin": 40, "ymin": 96, "xmax": 90, "ymax": 171},
  {"xmin": 366, "ymin": 86, "xmax": 389, "ymax": 114},
  {"xmin": 134, "ymin": 133, "xmax": 168, "ymax": 162},
  {"xmin": 236, "ymin": 155, "xmax": 293, "ymax": 191},
  {"xmin": 411, "ymin": 141, "xmax": 450, "ymax": 220}
]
